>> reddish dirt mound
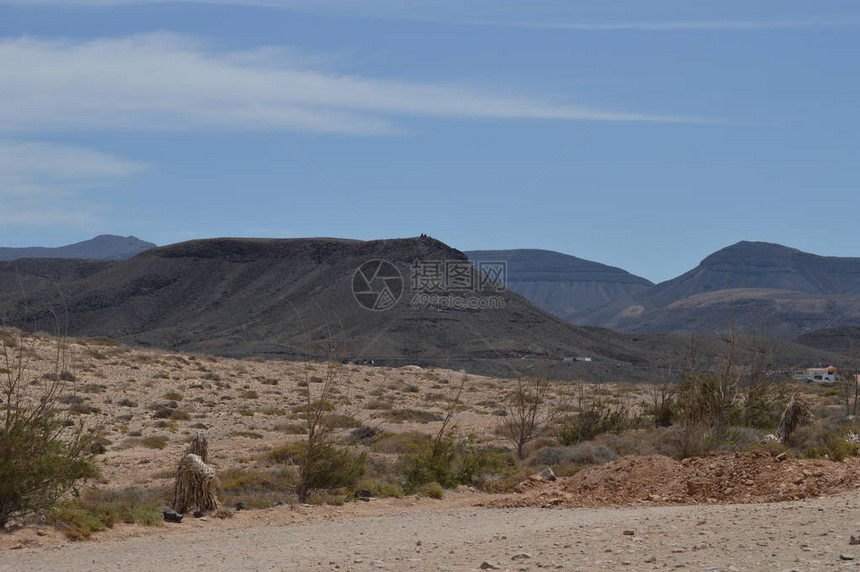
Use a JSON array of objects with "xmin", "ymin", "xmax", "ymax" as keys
[{"xmin": 488, "ymin": 451, "xmax": 860, "ymax": 509}]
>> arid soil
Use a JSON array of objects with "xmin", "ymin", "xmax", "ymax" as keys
[
  {"xmin": 4, "ymin": 333, "xmax": 860, "ymax": 570},
  {"xmin": 3, "ymin": 490, "xmax": 860, "ymax": 571},
  {"xmin": 491, "ymin": 451, "xmax": 860, "ymax": 508}
]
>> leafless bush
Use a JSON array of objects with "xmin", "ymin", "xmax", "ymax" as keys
[{"xmin": 498, "ymin": 361, "xmax": 569, "ymax": 459}]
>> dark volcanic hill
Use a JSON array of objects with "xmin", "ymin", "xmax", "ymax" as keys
[
  {"xmin": 0, "ymin": 258, "xmax": 117, "ymax": 301},
  {"xmin": 0, "ymin": 235, "xmax": 155, "ymax": 261},
  {"xmin": 582, "ymin": 242, "xmax": 860, "ymax": 338},
  {"xmin": 465, "ymin": 249, "xmax": 653, "ymax": 323},
  {"xmin": 0, "ymin": 236, "xmax": 839, "ymax": 380},
  {"xmin": 646, "ymin": 241, "xmax": 860, "ymax": 307},
  {"xmin": 794, "ymin": 326, "xmax": 860, "ymax": 355}
]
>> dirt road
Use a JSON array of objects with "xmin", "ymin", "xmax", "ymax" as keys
[{"xmin": 4, "ymin": 492, "xmax": 860, "ymax": 572}]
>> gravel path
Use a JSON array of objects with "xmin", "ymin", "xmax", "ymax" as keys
[{"xmin": 4, "ymin": 492, "xmax": 860, "ymax": 572}]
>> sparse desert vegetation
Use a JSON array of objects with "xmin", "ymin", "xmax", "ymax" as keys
[{"xmin": 3, "ymin": 325, "xmax": 860, "ymax": 564}]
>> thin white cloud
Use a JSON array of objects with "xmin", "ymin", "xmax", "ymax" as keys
[
  {"xmin": 529, "ymin": 19, "xmax": 859, "ymax": 31},
  {"xmin": 0, "ymin": 141, "xmax": 143, "ymax": 226},
  {"xmin": 0, "ymin": 32, "xmax": 702, "ymax": 136},
  {"xmin": 1, "ymin": 0, "xmax": 856, "ymax": 32}
]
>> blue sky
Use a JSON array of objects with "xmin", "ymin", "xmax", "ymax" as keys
[{"xmin": 0, "ymin": 1, "xmax": 857, "ymax": 282}]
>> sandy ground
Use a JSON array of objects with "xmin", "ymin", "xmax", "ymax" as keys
[
  {"xmin": 3, "ymin": 490, "xmax": 860, "ymax": 572},
  {"xmin": 5, "ymin": 332, "xmax": 860, "ymax": 571}
]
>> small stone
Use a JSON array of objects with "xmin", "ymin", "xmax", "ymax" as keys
[
  {"xmin": 479, "ymin": 562, "xmax": 501, "ymax": 570},
  {"xmin": 538, "ymin": 467, "xmax": 557, "ymax": 481},
  {"xmin": 417, "ymin": 541, "xmax": 423, "ymax": 546},
  {"xmin": 162, "ymin": 508, "xmax": 183, "ymax": 523},
  {"xmin": 234, "ymin": 501, "xmax": 247, "ymax": 511},
  {"xmin": 851, "ymin": 536, "xmax": 860, "ymax": 545},
  {"xmin": 644, "ymin": 556, "xmax": 657, "ymax": 563},
  {"xmin": 511, "ymin": 553, "xmax": 532, "ymax": 560},
  {"xmin": 623, "ymin": 530, "xmax": 635, "ymax": 536},
  {"xmin": 840, "ymin": 554, "xmax": 856, "ymax": 561}
]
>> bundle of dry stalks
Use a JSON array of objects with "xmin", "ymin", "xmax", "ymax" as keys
[
  {"xmin": 777, "ymin": 393, "xmax": 815, "ymax": 443},
  {"xmin": 172, "ymin": 433, "xmax": 221, "ymax": 514},
  {"xmin": 186, "ymin": 432, "xmax": 210, "ymax": 462}
]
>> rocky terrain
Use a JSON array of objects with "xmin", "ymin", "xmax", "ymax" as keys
[{"xmin": 0, "ymin": 237, "xmax": 843, "ymax": 382}]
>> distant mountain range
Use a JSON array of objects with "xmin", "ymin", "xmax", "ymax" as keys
[
  {"xmin": 0, "ymin": 235, "xmax": 155, "ymax": 261},
  {"xmin": 465, "ymin": 249, "xmax": 653, "ymax": 323},
  {"xmin": 472, "ymin": 242, "xmax": 860, "ymax": 341},
  {"xmin": 0, "ymin": 236, "xmax": 840, "ymax": 381}
]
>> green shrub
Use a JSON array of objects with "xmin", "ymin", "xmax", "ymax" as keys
[
  {"xmin": 169, "ymin": 409, "xmax": 191, "ymax": 421},
  {"xmin": 219, "ymin": 467, "xmax": 297, "ymax": 508},
  {"xmin": 417, "ymin": 481, "xmax": 444, "ymax": 499},
  {"xmin": 377, "ymin": 409, "xmax": 443, "ymax": 423},
  {"xmin": 0, "ymin": 397, "xmax": 98, "ymax": 528},
  {"xmin": 371, "ymin": 431, "xmax": 429, "ymax": 454},
  {"xmin": 557, "ymin": 401, "xmax": 637, "ymax": 445},
  {"xmin": 743, "ymin": 382, "xmax": 788, "ymax": 430},
  {"xmin": 356, "ymin": 479, "xmax": 404, "ymax": 498},
  {"xmin": 268, "ymin": 442, "xmax": 366, "ymax": 491},
  {"xmin": 400, "ymin": 433, "xmax": 506, "ymax": 493},
  {"xmin": 140, "ymin": 435, "xmax": 169, "ymax": 450},
  {"xmin": 50, "ymin": 487, "xmax": 163, "ymax": 540},
  {"xmin": 793, "ymin": 426, "xmax": 859, "ymax": 461}
]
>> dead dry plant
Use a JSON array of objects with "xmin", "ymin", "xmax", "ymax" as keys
[{"xmin": 172, "ymin": 433, "xmax": 221, "ymax": 514}]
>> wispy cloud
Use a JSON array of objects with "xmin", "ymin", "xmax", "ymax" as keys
[
  {"xmin": 0, "ymin": 141, "xmax": 143, "ymax": 226},
  {"xmin": 3, "ymin": 0, "xmax": 856, "ymax": 33},
  {"xmin": 0, "ymin": 33, "xmax": 700, "ymax": 137},
  {"xmin": 526, "ymin": 19, "xmax": 859, "ymax": 31}
]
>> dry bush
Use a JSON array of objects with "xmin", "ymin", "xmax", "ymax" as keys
[
  {"xmin": 528, "ymin": 443, "xmax": 618, "ymax": 468},
  {"xmin": 171, "ymin": 433, "xmax": 222, "ymax": 514},
  {"xmin": 777, "ymin": 393, "xmax": 815, "ymax": 443},
  {"xmin": 498, "ymin": 361, "xmax": 570, "ymax": 459},
  {"xmin": 556, "ymin": 387, "xmax": 639, "ymax": 446}
]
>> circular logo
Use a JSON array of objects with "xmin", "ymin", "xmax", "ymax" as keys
[{"xmin": 352, "ymin": 259, "xmax": 404, "ymax": 311}]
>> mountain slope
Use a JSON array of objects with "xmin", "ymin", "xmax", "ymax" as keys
[
  {"xmin": 0, "ymin": 235, "xmax": 156, "ymax": 261},
  {"xmin": 0, "ymin": 258, "xmax": 117, "ymax": 304},
  {"xmin": 581, "ymin": 242, "xmax": 860, "ymax": 337},
  {"xmin": 794, "ymin": 326, "xmax": 860, "ymax": 355},
  {"xmin": 1, "ymin": 237, "xmax": 841, "ymax": 379},
  {"xmin": 646, "ymin": 241, "xmax": 860, "ymax": 308},
  {"xmin": 465, "ymin": 249, "xmax": 653, "ymax": 322}
]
